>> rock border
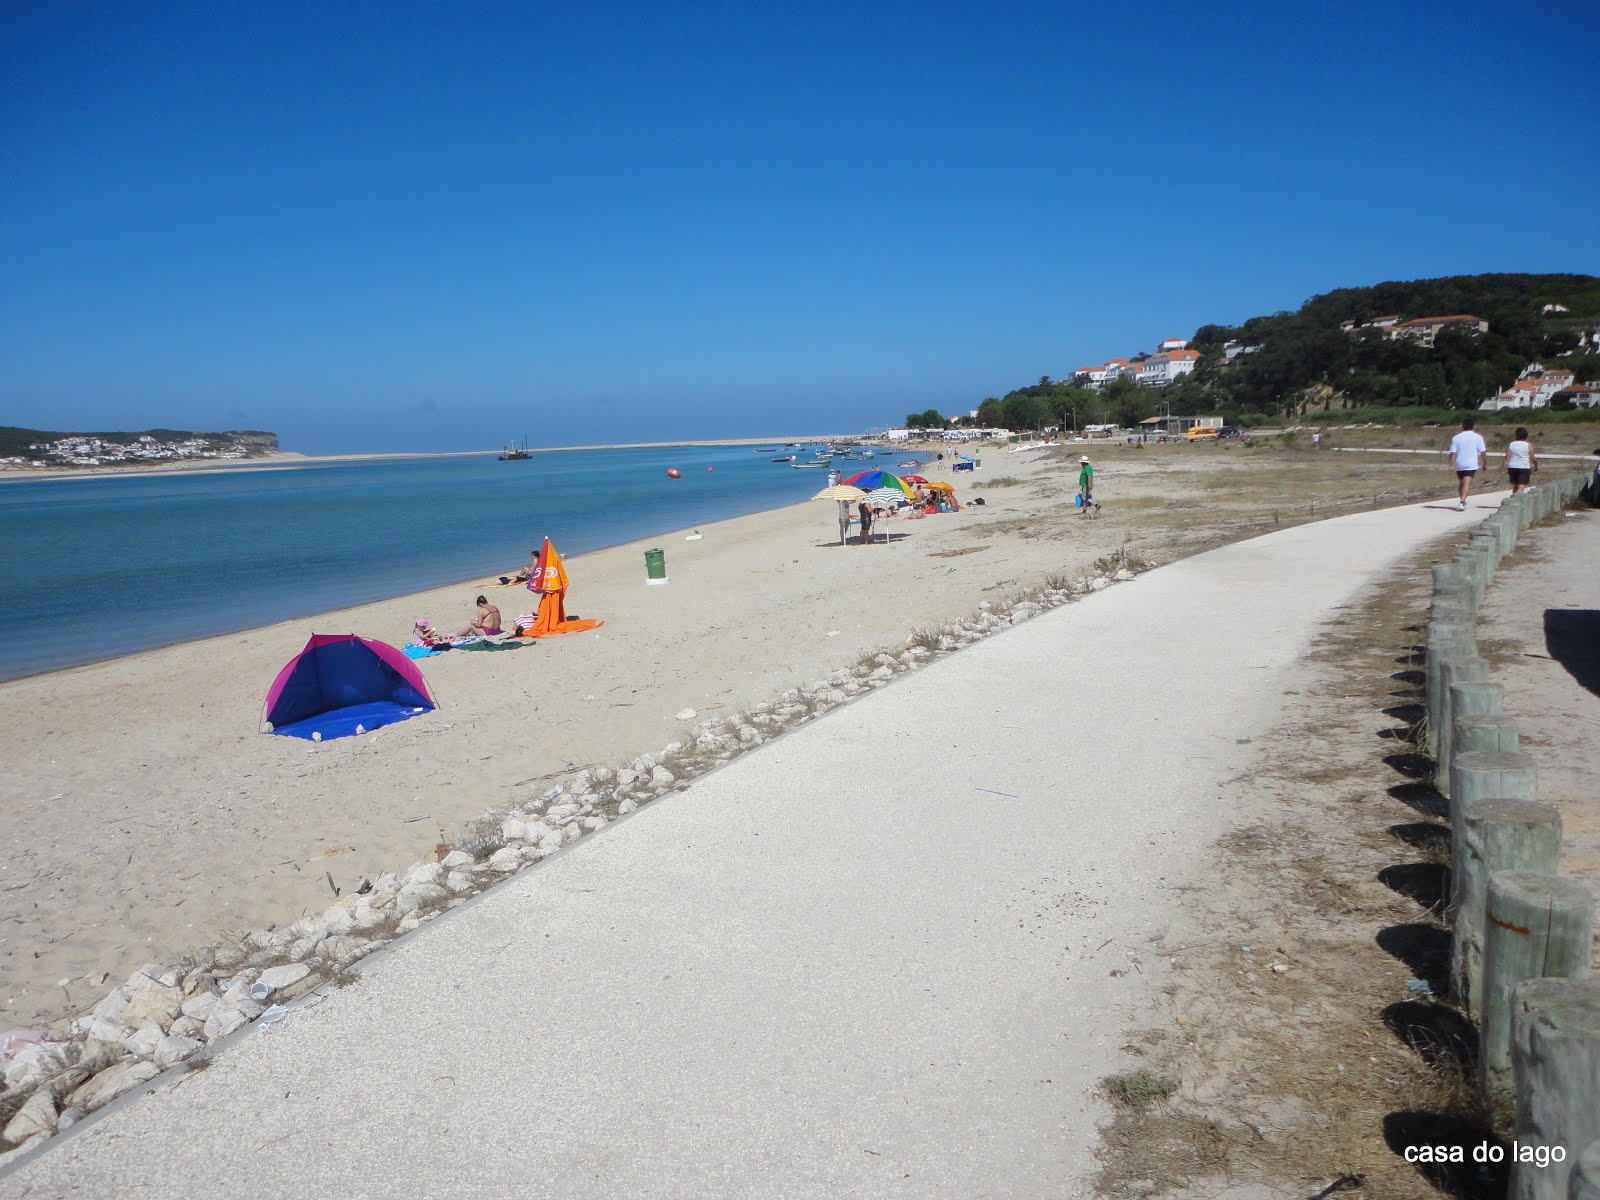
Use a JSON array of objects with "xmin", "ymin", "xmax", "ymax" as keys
[{"xmin": 0, "ymin": 553, "xmax": 1150, "ymax": 1166}]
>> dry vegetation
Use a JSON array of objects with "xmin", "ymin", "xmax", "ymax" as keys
[{"xmin": 1094, "ymin": 555, "xmax": 1513, "ymax": 1200}]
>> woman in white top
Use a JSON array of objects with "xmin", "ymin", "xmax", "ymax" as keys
[{"xmin": 1505, "ymin": 427, "xmax": 1537, "ymax": 494}]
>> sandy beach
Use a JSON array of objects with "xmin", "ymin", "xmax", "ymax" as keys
[{"xmin": 0, "ymin": 441, "xmax": 1463, "ymax": 1031}]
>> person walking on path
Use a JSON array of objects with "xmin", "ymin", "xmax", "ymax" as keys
[
  {"xmin": 1504, "ymin": 427, "xmax": 1537, "ymax": 494},
  {"xmin": 1077, "ymin": 456, "xmax": 1095, "ymax": 514},
  {"xmin": 1446, "ymin": 417, "xmax": 1487, "ymax": 511}
]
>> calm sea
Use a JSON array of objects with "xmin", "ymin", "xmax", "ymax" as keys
[{"xmin": 0, "ymin": 444, "xmax": 855, "ymax": 681}]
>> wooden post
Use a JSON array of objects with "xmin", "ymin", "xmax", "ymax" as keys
[
  {"xmin": 1437, "ymin": 659, "xmax": 1491, "ymax": 792},
  {"xmin": 1509, "ymin": 979, "xmax": 1600, "ymax": 1200},
  {"xmin": 1452, "ymin": 711, "xmax": 1519, "ymax": 757},
  {"xmin": 1451, "ymin": 749, "xmax": 1538, "ymax": 844},
  {"xmin": 1470, "ymin": 532, "xmax": 1500, "ymax": 579},
  {"xmin": 1424, "ymin": 622, "xmax": 1476, "ymax": 756},
  {"xmin": 1570, "ymin": 1138, "xmax": 1600, "ymax": 1200},
  {"xmin": 1481, "ymin": 871, "xmax": 1594, "ymax": 1096},
  {"xmin": 1452, "ymin": 799, "xmax": 1561, "ymax": 1016}
]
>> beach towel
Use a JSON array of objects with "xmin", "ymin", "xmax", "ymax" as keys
[{"xmin": 402, "ymin": 643, "xmax": 445, "ymax": 659}]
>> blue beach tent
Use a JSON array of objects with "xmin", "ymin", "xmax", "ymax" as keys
[{"xmin": 262, "ymin": 634, "xmax": 436, "ymax": 740}]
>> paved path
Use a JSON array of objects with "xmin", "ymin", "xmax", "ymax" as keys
[{"xmin": 0, "ymin": 497, "xmax": 1505, "ymax": 1200}]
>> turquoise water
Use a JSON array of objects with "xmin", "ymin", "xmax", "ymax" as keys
[{"xmin": 0, "ymin": 445, "xmax": 842, "ymax": 681}]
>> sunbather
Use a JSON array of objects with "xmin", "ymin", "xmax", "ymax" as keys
[{"xmin": 452, "ymin": 596, "xmax": 504, "ymax": 639}]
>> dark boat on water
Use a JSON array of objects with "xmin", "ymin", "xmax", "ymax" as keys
[{"xmin": 498, "ymin": 437, "xmax": 531, "ymax": 461}]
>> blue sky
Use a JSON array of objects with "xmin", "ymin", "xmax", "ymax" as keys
[{"xmin": 3, "ymin": 0, "xmax": 1597, "ymax": 454}]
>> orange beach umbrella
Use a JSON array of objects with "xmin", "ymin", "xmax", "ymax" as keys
[{"xmin": 518, "ymin": 538, "xmax": 602, "ymax": 637}]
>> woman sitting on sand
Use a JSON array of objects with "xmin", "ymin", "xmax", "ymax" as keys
[{"xmin": 452, "ymin": 596, "xmax": 504, "ymax": 639}]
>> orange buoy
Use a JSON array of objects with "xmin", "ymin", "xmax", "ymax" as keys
[{"xmin": 666, "ymin": 468, "xmax": 681, "ymax": 479}]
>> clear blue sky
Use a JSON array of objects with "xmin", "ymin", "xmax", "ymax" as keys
[{"xmin": 3, "ymin": 0, "xmax": 1596, "ymax": 454}]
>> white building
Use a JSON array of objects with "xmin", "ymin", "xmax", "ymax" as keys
[
  {"xmin": 1479, "ymin": 364, "xmax": 1576, "ymax": 411},
  {"xmin": 1158, "ymin": 336, "xmax": 1188, "ymax": 351},
  {"xmin": 1137, "ymin": 348, "xmax": 1200, "ymax": 388}
]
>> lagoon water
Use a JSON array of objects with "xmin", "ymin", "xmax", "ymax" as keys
[{"xmin": 0, "ymin": 445, "xmax": 844, "ymax": 681}]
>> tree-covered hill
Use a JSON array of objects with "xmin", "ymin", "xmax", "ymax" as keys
[{"xmin": 965, "ymin": 273, "xmax": 1600, "ymax": 432}]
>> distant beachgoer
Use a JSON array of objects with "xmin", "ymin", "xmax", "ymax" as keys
[
  {"xmin": 836, "ymin": 499, "xmax": 851, "ymax": 545},
  {"xmin": 453, "ymin": 595, "xmax": 504, "ymax": 638},
  {"xmin": 1504, "ymin": 427, "xmax": 1536, "ymax": 493},
  {"xmin": 858, "ymin": 500, "xmax": 874, "ymax": 545},
  {"xmin": 1447, "ymin": 418, "xmax": 1487, "ymax": 511},
  {"xmin": 1077, "ymin": 456, "xmax": 1094, "ymax": 513},
  {"xmin": 827, "ymin": 468, "xmax": 840, "ymax": 488},
  {"xmin": 1312, "ymin": 431, "xmax": 1321, "ymax": 450}
]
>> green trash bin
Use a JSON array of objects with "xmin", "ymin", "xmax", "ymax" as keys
[{"xmin": 644, "ymin": 547, "xmax": 667, "ymax": 584}]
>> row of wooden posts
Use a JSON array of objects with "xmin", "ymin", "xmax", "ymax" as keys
[{"xmin": 1423, "ymin": 472, "xmax": 1597, "ymax": 1200}]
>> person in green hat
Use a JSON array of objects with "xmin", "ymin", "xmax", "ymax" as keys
[{"xmin": 1077, "ymin": 455, "xmax": 1095, "ymax": 514}]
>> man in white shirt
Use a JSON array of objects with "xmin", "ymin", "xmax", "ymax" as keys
[{"xmin": 1446, "ymin": 418, "xmax": 1487, "ymax": 511}]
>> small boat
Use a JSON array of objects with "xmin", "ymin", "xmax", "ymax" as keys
[
  {"xmin": 772, "ymin": 455, "xmax": 796, "ymax": 463},
  {"xmin": 897, "ymin": 460, "xmax": 922, "ymax": 468},
  {"xmin": 791, "ymin": 460, "xmax": 829, "ymax": 469},
  {"xmin": 498, "ymin": 436, "xmax": 532, "ymax": 461},
  {"xmin": 754, "ymin": 448, "xmax": 777, "ymax": 453}
]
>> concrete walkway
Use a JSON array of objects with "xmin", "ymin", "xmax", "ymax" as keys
[{"xmin": 0, "ymin": 497, "xmax": 1505, "ymax": 1199}]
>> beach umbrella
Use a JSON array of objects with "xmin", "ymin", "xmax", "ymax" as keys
[
  {"xmin": 863, "ymin": 486, "xmax": 908, "ymax": 543},
  {"xmin": 812, "ymin": 484, "xmax": 867, "ymax": 545},
  {"xmin": 900, "ymin": 474, "xmax": 929, "ymax": 485},
  {"xmin": 811, "ymin": 485, "xmax": 867, "ymax": 502},
  {"xmin": 924, "ymin": 480, "xmax": 955, "ymax": 492},
  {"xmin": 841, "ymin": 469, "xmax": 914, "ymax": 498}
]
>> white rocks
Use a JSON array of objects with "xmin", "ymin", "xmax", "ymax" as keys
[
  {"xmin": 3, "ymin": 1090, "xmax": 58, "ymax": 1143},
  {"xmin": 580, "ymin": 815, "xmax": 607, "ymax": 832},
  {"xmin": 545, "ymin": 802, "xmax": 581, "ymax": 825},
  {"xmin": 825, "ymin": 689, "xmax": 848, "ymax": 705},
  {"xmin": 737, "ymin": 725, "xmax": 761, "ymax": 744},
  {"xmin": 69, "ymin": 1059, "xmax": 159, "ymax": 1112},
  {"xmin": 395, "ymin": 914, "xmax": 423, "ymax": 935},
  {"xmin": 121, "ymin": 971, "xmax": 181, "ymax": 1029},
  {"xmin": 403, "ymin": 861, "xmax": 443, "ymax": 888},
  {"xmin": 562, "ymin": 821, "xmax": 582, "ymax": 844},
  {"xmin": 320, "ymin": 905, "xmax": 356, "ymax": 936},
  {"xmin": 1113, "ymin": 568, "xmax": 1135, "ymax": 581},
  {"xmin": 179, "ymin": 992, "xmax": 221, "ymax": 1023},
  {"xmin": 500, "ymin": 818, "xmax": 529, "ymax": 842},
  {"xmin": 617, "ymin": 797, "xmax": 639, "ymax": 816},
  {"xmin": 168, "ymin": 1016, "xmax": 204, "ymax": 1040},
  {"xmin": 540, "ymin": 784, "xmax": 565, "ymax": 802},
  {"xmin": 650, "ymin": 765, "xmax": 676, "ymax": 788},
  {"xmin": 440, "ymin": 849, "xmax": 474, "ymax": 869},
  {"xmin": 488, "ymin": 846, "xmax": 523, "ymax": 873},
  {"xmin": 202, "ymin": 999, "xmax": 261, "ymax": 1042},
  {"xmin": 1089, "ymin": 577, "xmax": 1110, "ymax": 591},
  {"xmin": 868, "ymin": 666, "xmax": 893, "ymax": 681},
  {"xmin": 445, "ymin": 869, "xmax": 477, "ymax": 893},
  {"xmin": 3, "ymin": 1041, "xmax": 73, "ymax": 1092},
  {"xmin": 257, "ymin": 963, "xmax": 311, "ymax": 992},
  {"xmin": 395, "ymin": 881, "xmax": 447, "ymax": 914},
  {"xmin": 319, "ymin": 936, "xmax": 370, "ymax": 966},
  {"xmin": 525, "ymin": 821, "xmax": 561, "ymax": 850},
  {"xmin": 694, "ymin": 732, "xmax": 722, "ymax": 749},
  {"xmin": 631, "ymin": 752, "xmax": 657, "ymax": 772},
  {"xmin": 124, "ymin": 1021, "xmax": 165, "ymax": 1062},
  {"xmin": 289, "ymin": 932, "xmax": 328, "ymax": 961},
  {"xmin": 841, "ymin": 682, "xmax": 862, "ymax": 696},
  {"xmin": 675, "ymin": 707, "xmax": 697, "ymax": 720},
  {"xmin": 152, "ymin": 1035, "xmax": 202, "ymax": 1069}
]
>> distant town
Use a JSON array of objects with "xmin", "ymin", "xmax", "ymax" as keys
[{"xmin": 0, "ymin": 428, "xmax": 280, "ymax": 471}]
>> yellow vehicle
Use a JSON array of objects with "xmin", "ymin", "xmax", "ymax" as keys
[{"xmin": 1186, "ymin": 425, "xmax": 1220, "ymax": 441}]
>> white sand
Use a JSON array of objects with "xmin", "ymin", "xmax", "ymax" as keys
[{"xmin": 0, "ymin": 445, "xmax": 1118, "ymax": 1027}]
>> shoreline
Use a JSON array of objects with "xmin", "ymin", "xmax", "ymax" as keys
[{"xmin": 0, "ymin": 436, "xmax": 863, "ymax": 485}]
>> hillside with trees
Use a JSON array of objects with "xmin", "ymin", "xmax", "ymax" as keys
[{"xmin": 916, "ymin": 273, "xmax": 1600, "ymax": 432}]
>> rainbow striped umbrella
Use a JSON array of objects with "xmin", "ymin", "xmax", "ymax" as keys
[{"xmin": 841, "ymin": 469, "xmax": 914, "ymax": 498}]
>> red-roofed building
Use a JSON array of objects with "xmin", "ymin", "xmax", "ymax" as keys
[{"xmin": 1138, "ymin": 348, "xmax": 1201, "ymax": 388}]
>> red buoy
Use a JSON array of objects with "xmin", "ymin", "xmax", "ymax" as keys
[
  {"xmin": 666, "ymin": 468, "xmax": 681, "ymax": 479},
  {"xmin": 706, "ymin": 466, "xmax": 714, "ymax": 472}
]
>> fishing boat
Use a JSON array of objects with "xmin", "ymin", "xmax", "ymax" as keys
[
  {"xmin": 791, "ymin": 460, "xmax": 830, "ymax": 469},
  {"xmin": 498, "ymin": 437, "xmax": 532, "ymax": 461},
  {"xmin": 771, "ymin": 455, "xmax": 796, "ymax": 463},
  {"xmin": 754, "ymin": 448, "xmax": 777, "ymax": 453}
]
